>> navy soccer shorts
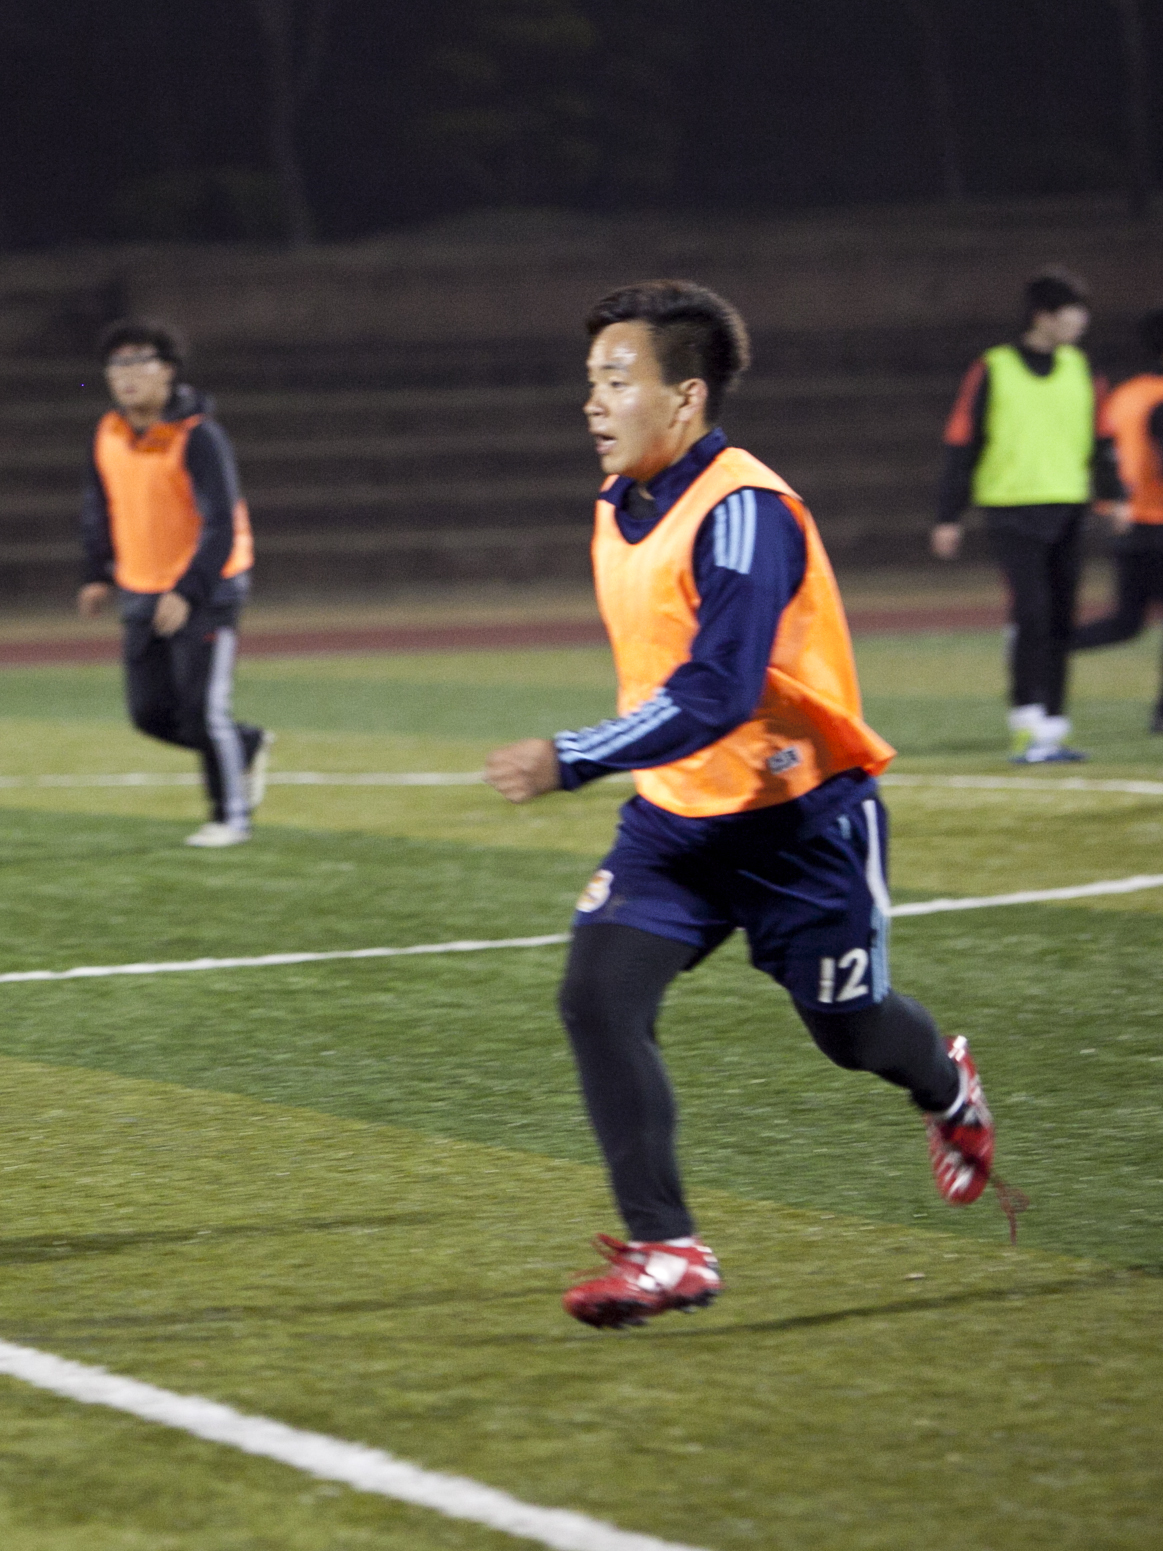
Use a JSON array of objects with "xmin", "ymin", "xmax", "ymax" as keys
[{"xmin": 572, "ymin": 776, "xmax": 892, "ymax": 1012}]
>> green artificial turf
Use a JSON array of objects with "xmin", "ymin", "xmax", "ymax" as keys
[
  {"xmin": 0, "ymin": 1061, "xmax": 1159, "ymax": 1551},
  {"xmin": 0, "ymin": 629, "xmax": 1161, "ymax": 1549},
  {"xmin": 4, "ymin": 625, "xmax": 1163, "ymax": 769}
]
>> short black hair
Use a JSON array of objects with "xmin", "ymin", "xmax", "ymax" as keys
[
  {"xmin": 585, "ymin": 279, "xmax": 751, "ymax": 419},
  {"xmin": 98, "ymin": 318, "xmax": 185, "ymax": 369},
  {"xmin": 1138, "ymin": 308, "xmax": 1163, "ymax": 361},
  {"xmin": 1024, "ymin": 268, "xmax": 1089, "ymax": 326}
]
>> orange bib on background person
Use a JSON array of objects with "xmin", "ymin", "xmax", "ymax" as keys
[
  {"xmin": 1103, "ymin": 375, "xmax": 1163, "ymax": 525},
  {"xmin": 93, "ymin": 411, "xmax": 254, "ymax": 594},
  {"xmin": 592, "ymin": 446, "xmax": 895, "ymax": 818}
]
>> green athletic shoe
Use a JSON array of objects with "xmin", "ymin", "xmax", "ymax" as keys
[
  {"xmin": 1006, "ymin": 704, "xmax": 1045, "ymax": 761},
  {"xmin": 1008, "ymin": 725, "xmax": 1036, "ymax": 760}
]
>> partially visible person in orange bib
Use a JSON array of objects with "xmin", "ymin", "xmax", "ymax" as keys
[
  {"xmin": 78, "ymin": 319, "xmax": 271, "ymax": 848},
  {"xmin": 1072, "ymin": 308, "xmax": 1163, "ymax": 732},
  {"xmin": 486, "ymin": 280, "xmax": 1009, "ymax": 1331}
]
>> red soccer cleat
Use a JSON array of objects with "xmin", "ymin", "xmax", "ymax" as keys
[
  {"xmin": 563, "ymin": 1234, "xmax": 722, "ymax": 1329},
  {"xmin": 926, "ymin": 1034, "xmax": 995, "ymax": 1205}
]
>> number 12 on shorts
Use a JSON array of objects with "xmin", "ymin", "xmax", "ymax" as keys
[{"xmin": 818, "ymin": 948, "xmax": 870, "ymax": 1004}]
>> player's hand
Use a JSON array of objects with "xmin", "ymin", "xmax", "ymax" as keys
[
  {"xmin": 1093, "ymin": 499, "xmax": 1133, "ymax": 533},
  {"xmin": 153, "ymin": 591, "xmax": 191, "ymax": 636},
  {"xmin": 930, "ymin": 523, "xmax": 962, "ymax": 560},
  {"xmin": 485, "ymin": 738, "xmax": 562, "ymax": 803},
  {"xmin": 77, "ymin": 582, "xmax": 111, "ymax": 617}
]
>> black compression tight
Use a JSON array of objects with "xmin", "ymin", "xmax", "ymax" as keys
[
  {"xmin": 987, "ymin": 512, "xmax": 1083, "ymax": 715},
  {"xmin": 559, "ymin": 926, "xmax": 699, "ymax": 1242},
  {"xmin": 793, "ymin": 992, "xmax": 959, "ymax": 1111},
  {"xmin": 558, "ymin": 924, "xmax": 959, "ymax": 1242}
]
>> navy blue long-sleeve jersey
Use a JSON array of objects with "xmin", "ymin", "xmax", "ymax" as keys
[{"xmin": 556, "ymin": 429, "xmax": 807, "ymax": 788}]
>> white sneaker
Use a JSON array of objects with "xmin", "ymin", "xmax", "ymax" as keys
[
  {"xmin": 1016, "ymin": 713, "xmax": 1088, "ymax": 765},
  {"xmin": 247, "ymin": 730, "xmax": 275, "ymax": 811},
  {"xmin": 185, "ymin": 822, "xmax": 251, "ymax": 848},
  {"xmin": 1006, "ymin": 703, "xmax": 1045, "ymax": 760}
]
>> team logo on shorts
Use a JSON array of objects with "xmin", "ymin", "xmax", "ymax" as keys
[
  {"xmin": 766, "ymin": 746, "xmax": 803, "ymax": 775},
  {"xmin": 576, "ymin": 868, "xmax": 613, "ymax": 913}
]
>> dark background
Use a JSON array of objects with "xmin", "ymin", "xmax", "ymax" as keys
[
  {"xmin": 1, "ymin": 0, "xmax": 1160, "ymax": 250},
  {"xmin": 2, "ymin": 1, "xmax": 1162, "ymax": 602}
]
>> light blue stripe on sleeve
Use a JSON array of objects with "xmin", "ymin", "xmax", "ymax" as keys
[
  {"xmin": 713, "ymin": 502, "xmax": 728, "ymax": 567},
  {"xmin": 566, "ymin": 697, "xmax": 680, "ymax": 761},
  {"xmin": 726, "ymin": 492, "xmax": 742, "ymax": 571},
  {"xmin": 738, "ymin": 488, "xmax": 757, "ymax": 574},
  {"xmin": 711, "ymin": 489, "xmax": 757, "ymax": 575},
  {"xmin": 556, "ymin": 689, "xmax": 682, "ymax": 764}
]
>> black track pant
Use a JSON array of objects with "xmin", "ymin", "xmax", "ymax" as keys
[
  {"xmin": 1072, "ymin": 540, "xmax": 1163, "ymax": 713},
  {"xmin": 987, "ymin": 506, "xmax": 1084, "ymax": 714},
  {"xmin": 123, "ymin": 604, "xmax": 264, "ymax": 826},
  {"xmin": 558, "ymin": 923, "xmax": 959, "ymax": 1242}
]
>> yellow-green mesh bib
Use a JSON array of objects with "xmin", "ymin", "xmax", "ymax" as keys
[{"xmin": 971, "ymin": 345, "xmax": 1094, "ymax": 507}]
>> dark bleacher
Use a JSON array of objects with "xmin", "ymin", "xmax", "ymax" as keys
[{"xmin": 1, "ymin": 199, "xmax": 1157, "ymax": 601}]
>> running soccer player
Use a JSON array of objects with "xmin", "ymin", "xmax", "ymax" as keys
[
  {"xmin": 1072, "ymin": 309, "xmax": 1163, "ymax": 731},
  {"xmin": 931, "ymin": 269, "xmax": 1127, "ymax": 763},
  {"xmin": 486, "ymin": 281, "xmax": 1002, "ymax": 1330},
  {"xmin": 78, "ymin": 320, "xmax": 271, "ymax": 847}
]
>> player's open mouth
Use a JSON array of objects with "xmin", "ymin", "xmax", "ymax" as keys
[{"xmin": 592, "ymin": 434, "xmax": 615, "ymax": 455}]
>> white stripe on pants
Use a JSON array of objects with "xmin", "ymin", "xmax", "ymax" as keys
[{"xmin": 205, "ymin": 627, "xmax": 248, "ymax": 828}]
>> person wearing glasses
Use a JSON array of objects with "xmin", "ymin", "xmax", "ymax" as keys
[{"xmin": 77, "ymin": 319, "xmax": 271, "ymax": 847}]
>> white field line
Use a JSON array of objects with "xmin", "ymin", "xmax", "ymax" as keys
[
  {"xmin": 890, "ymin": 873, "xmax": 1163, "ymax": 917},
  {"xmin": 2, "ymin": 875, "xmax": 1163, "ymax": 987},
  {"xmin": 0, "ymin": 1342, "xmax": 709, "ymax": 1551},
  {"xmin": 0, "ymin": 771, "xmax": 485, "ymax": 788},
  {"xmin": 3, "ymin": 770, "xmax": 1162, "ymax": 794},
  {"xmin": 881, "ymin": 773, "xmax": 1163, "ymax": 796},
  {"xmin": 0, "ymin": 935, "xmax": 570, "ymax": 985}
]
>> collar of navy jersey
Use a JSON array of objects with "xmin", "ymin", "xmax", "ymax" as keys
[{"xmin": 604, "ymin": 427, "xmax": 728, "ymax": 540}]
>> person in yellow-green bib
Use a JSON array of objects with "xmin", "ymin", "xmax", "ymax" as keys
[{"xmin": 931, "ymin": 269, "xmax": 1128, "ymax": 763}]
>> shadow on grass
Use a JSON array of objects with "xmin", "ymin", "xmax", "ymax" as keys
[
  {"xmin": 451, "ymin": 1266, "xmax": 1163, "ymax": 1347},
  {"xmin": 2, "ymin": 1286, "xmax": 562, "ymax": 1348},
  {"xmin": 23, "ymin": 1269, "xmax": 1159, "ymax": 1350},
  {"xmin": 0, "ymin": 1211, "xmax": 451, "ymax": 1266},
  {"xmin": 637, "ymin": 1266, "xmax": 1162, "ymax": 1343}
]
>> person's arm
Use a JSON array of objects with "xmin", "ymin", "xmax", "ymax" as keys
[
  {"xmin": 80, "ymin": 450, "xmax": 115, "ymax": 585},
  {"xmin": 77, "ymin": 450, "xmax": 115, "ymax": 615},
  {"xmin": 553, "ymin": 489, "xmax": 807, "ymax": 788},
  {"xmin": 174, "ymin": 419, "xmax": 242, "ymax": 605},
  {"xmin": 932, "ymin": 359, "xmax": 988, "ymax": 558}
]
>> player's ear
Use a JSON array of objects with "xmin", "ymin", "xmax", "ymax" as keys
[{"xmin": 675, "ymin": 377, "xmax": 708, "ymax": 424}]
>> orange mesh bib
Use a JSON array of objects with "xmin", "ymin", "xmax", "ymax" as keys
[
  {"xmin": 1105, "ymin": 375, "xmax": 1163, "ymax": 525},
  {"xmin": 94, "ymin": 412, "xmax": 253, "ymax": 593},
  {"xmin": 592, "ymin": 447, "xmax": 895, "ymax": 817}
]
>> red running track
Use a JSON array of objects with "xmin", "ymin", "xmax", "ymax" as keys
[{"xmin": 0, "ymin": 605, "xmax": 1010, "ymax": 667}]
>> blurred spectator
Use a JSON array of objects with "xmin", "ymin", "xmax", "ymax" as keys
[
  {"xmin": 77, "ymin": 319, "xmax": 271, "ymax": 846},
  {"xmin": 1072, "ymin": 309, "xmax": 1163, "ymax": 731},
  {"xmin": 930, "ymin": 269, "xmax": 1127, "ymax": 763}
]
